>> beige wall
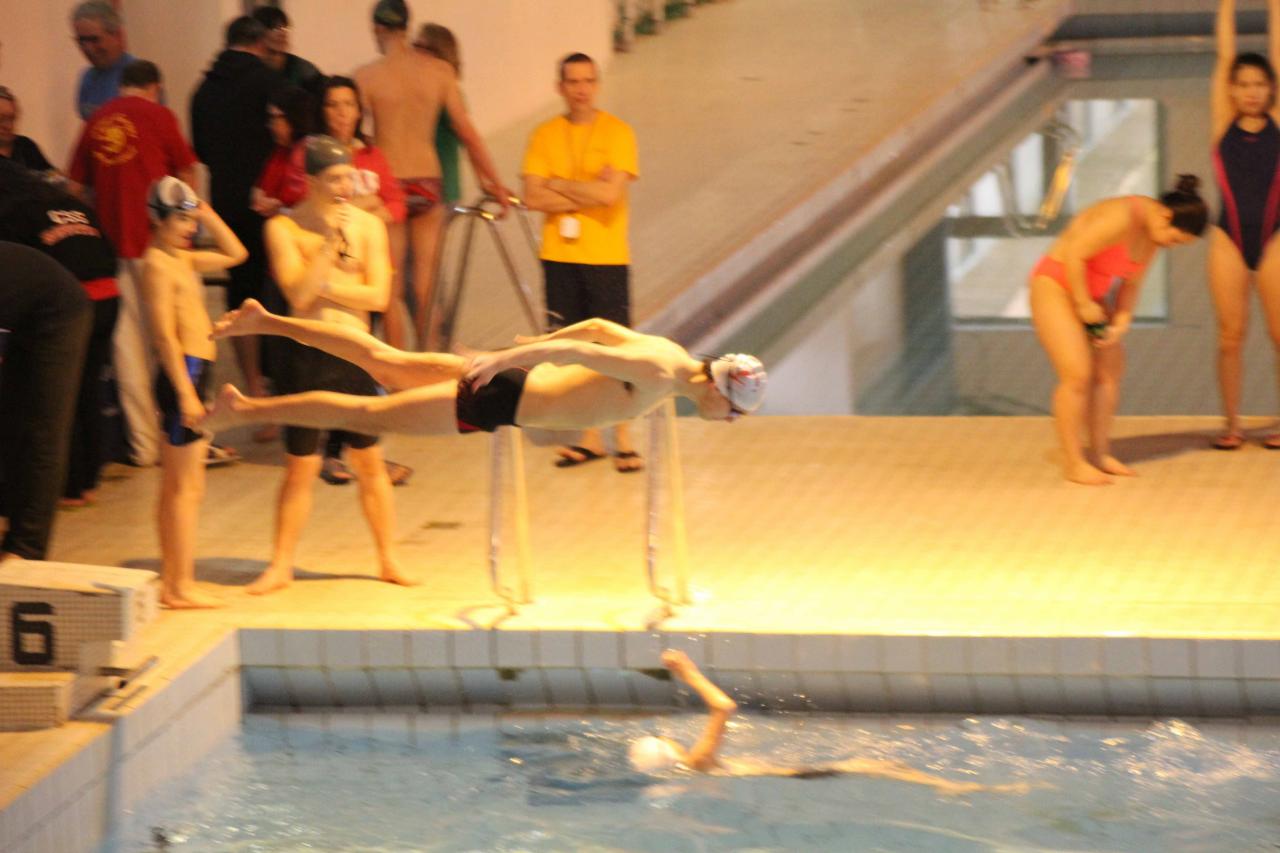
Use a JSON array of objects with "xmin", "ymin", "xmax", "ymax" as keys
[{"xmin": 0, "ymin": 0, "xmax": 612, "ymax": 174}]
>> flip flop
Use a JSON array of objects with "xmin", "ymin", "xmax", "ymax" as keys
[
  {"xmin": 206, "ymin": 443, "xmax": 240, "ymax": 467},
  {"xmin": 554, "ymin": 446, "xmax": 606, "ymax": 468},
  {"xmin": 613, "ymin": 450, "xmax": 644, "ymax": 473},
  {"xmin": 320, "ymin": 455, "xmax": 353, "ymax": 485},
  {"xmin": 1212, "ymin": 431, "xmax": 1245, "ymax": 450},
  {"xmin": 1264, "ymin": 433, "xmax": 1280, "ymax": 450},
  {"xmin": 385, "ymin": 460, "xmax": 414, "ymax": 486}
]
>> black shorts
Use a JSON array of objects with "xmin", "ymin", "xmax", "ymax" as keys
[
  {"xmin": 276, "ymin": 337, "xmax": 380, "ymax": 456},
  {"xmin": 455, "ymin": 369, "xmax": 528, "ymax": 433},
  {"xmin": 541, "ymin": 260, "xmax": 631, "ymax": 329},
  {"xmin": 154, "ymin": 355, "xmax": 213, "ymax": 447}
]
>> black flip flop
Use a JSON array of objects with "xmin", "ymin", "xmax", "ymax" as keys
[
  {"xmin": 613, "ymin": 451, "xmax": 644, "ymax": 473},
  {"xmin": 554, "ymin": 446, "xmax": 606, "ymax": 468}
]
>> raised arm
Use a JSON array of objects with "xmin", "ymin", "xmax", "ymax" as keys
[
  {"xmin": 662, "ymin": 650, "xmax": 737, "ymax": 772},
  {"xmin": 1214, "ymin": 0, "xmax": 1239, "ymax": 141},
  {"xmin": 186, "ymin": 202, "xmax": 248, "ymax": 274},
  {"xmin": 443, "ymin": 78, "xmax": 512, "ymax": 207},
  {"xmin": 211, "ymin": 299, "xmax": 463, "ymax": 391}
]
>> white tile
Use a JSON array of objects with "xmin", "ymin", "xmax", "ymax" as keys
[
  {"xmin": 706, "ymin": 669, "xmax": 759, "ymax": 708},
  {"xmin": 1013, "ymin": 639, "xmax": 1056, "ymax": 676},
  {"xmin": 1102, "ymin": 639, "xmax": 1147, "ymax": 677},
  {"xmin": 884, "ymin": 673, "xmax": 931, "ymax": 712},
  {"xmin": 1243, "ymin": 680, "xmax": 1280, "ymax": 714},
  {"xmin": 279, "ymin": 630, "xmax": 324, "ymax": 667},
  {"xmin": 753, "ymin": 635, "xmax": 796, "ymax": 671},
  {"xmin": 543, "ymin": 668, "xmax": 590, "ymax": 708},
  {"xmin": 1149, "ymin": 678, "xmax": 1198, "ymax": 715},
  {"xmin": 795, "ymin": 672, "xmax": 849, "ymax": 711},
  {"xmin": 494, "ymin": 631, "xmax": 538, "ymax": 667},
  {"xmin": 882, "ymin": 636, "xmax": 925, "ymax": 674},
  {"xmin": 841, "ymin": 673, "xmax": 891, "ymax": 712},
  {"xmin": 1196, "ymin": 679, "xmax": 1245, "ymax": 717},
  {"xmin": 971, "ymin": 675, "xmax": 1021, "ymax": 714},
  {"xmin": 458, "ymin": 669, "xmax": 507, "ymax": 707},
  {"xmin": 414, "ymin": 669, "xmax": 462, "ymax": 708},
  {"xmin": 1016, "ymin": 676, "xmax": 1065, "ymax": 712},
  {"xmin": 322, "ymin": 631, "xmax": 366, "ymax": 668},
  {"xmin": 584, "ymin": 668, "xmax": 633, "ymax": 708},
  {"xmin": 755, "ymin": 671, "xmax": 804, "ymax": 710},
  {"xmin": 709, "ymin": 633, "xmax": 755, "ymax": 669},
  {"xmin": 793, "ymin": 635, "xmax": 839, "ymax": 672},
  {"xmin": 365, "ymin": 631, "xmax": 410, "ymax": 666},
  {"xmin": 238, "ymin": 629, "xmax": 281, "ymax": 666},
  {"xmin": 1194, "ymin": 640, "xmax": 1240, "ymax": 679},
  {"xmin": 452, "ymin": 631, "xmax": 493, "ymax": 668},
  {"xmin": 408, "ymin": 631, "xmax": 452, "ymax": 667},
  {"xmin": 503, "ymin": 668, "xmax": 549, "ymax": 709},
  {"xmin": 538, "ymin": 631, "xmax": 580, "ymax": 667},
  {"xmin": 1241, "ymin": 641, "xmax": 1280, "ymax": 678},
  {"xmin": 929, "ymin": 675, "xmax": 975, "ymax": 711},
  {"xmin": 627, "ymin": 669, "xmax": 676, "ymax": 708},
  {"xmin": 621, "ymin": 632, "xmax": 663, "ymax": 668},
  {"xmin": 661, "ymin": 632, "xmax": 709, "ymax": 665},
  {"xmin": 284, "ymin": 669, "xmax": 334, "ymax": 706},
  {"xmin": 1148, "ymin": 639, "xmax": 1193, "ymax": 677},
  {"xmin": 1104, "ymin": 677, "xmax": 1152, "ymax": 716},
  {"xmin": 968, "ymin": 638, "xmax": 1014, "ymax": 675},
  {"xmin": 1057, "ymin": 676, "xmax": 1107, "ymax": 715},
  {"xmin": 370, "ymin": 669, "xmax": 419, "ymax": 706},
  {"xmin": 244, "ymin": 667, "xmax": 291, "ymax": 706},
  {"xmin": 1056, "ymin": 638, "xmax": 1103, "ymax": 676},
  {"xmin": 924, "ymin": 637, "xmax": 966, "ymax": 674},
  {"xmin": 580, "ymin": 632, "xmax": 622, "ymax": 668},
  {"xmin": 328, "ymin": 669, "xmax": 377, "ymax": 704},
  {"xmin": 837, "ymin": 636, "xmax": 882, "ymax": 672}
]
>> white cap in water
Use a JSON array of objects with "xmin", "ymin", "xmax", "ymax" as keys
[{"xmin": 628, "ymin": 736, "xmax": 683, "ymax": 773}]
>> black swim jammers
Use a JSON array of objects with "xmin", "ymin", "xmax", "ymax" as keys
[{"xmin": 455, "ymin": 369, "xmax": 528, "ymax": 433}]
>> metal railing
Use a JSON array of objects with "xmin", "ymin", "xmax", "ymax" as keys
[{"xmin": 426, "ymin": 195, "xmax": 542, "ymax": 352}]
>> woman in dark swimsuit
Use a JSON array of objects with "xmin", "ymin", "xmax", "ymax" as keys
[{"xmin": 1210, "ymin": 0, "xmax": 1280, "ymax": 449}]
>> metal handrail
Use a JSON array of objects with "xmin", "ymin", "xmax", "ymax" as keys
[
  {"xmin": 426, "ymin": 194, "xmax": 543, "ymax": 352},
  {"xmin": 488, "ymin": 426, "xmax": 533, "ymax": 612},
  {"xmin": 644, "ymin": 399, "xmax": 692, "ymax": 616},
  {"xmin": 995, "ymin": 119, "xmax": 1081, "ymax": 237}
]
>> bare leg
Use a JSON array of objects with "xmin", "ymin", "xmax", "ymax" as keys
[
  {"xmin": 345, "ymin": 444, "xmax": 417, "ymax": 586},
  {"xmin": 1089, "ymin": 341, "xmax": 1134, "ymax": 476},
  {"xmin": 823, "ymin": 758, "xmax": 1033, "ymax": 796},
  {"xmin": 158, "ymin": 438, "xmax": 222, "ymax": 608},
  {"xmin": 1029, "ymin": 277, "xmax": 1112, "ymax": 485},
  {"xmin": 410, "ymin": 205, "xmax": 447, "ymax": 351},
  {"xmin": 249, "ymin": 452, "xmax": 322, "ymax": 595},
  {"xmin": 384, "ymin": 219, "xmax": 413, "ymax": 350},
  {"xmin": 1208, "ymin": 227, "xmax": 1251, "ymax": 445},
  {"xmin": 612, "ymin": 422, "xmax": 643, "ymax": 472},
  {"xmin": 557, "ymin": 427, "xmax": 606, "ymax": 465},
  {"xmin": 1255, "ymin": 237, "xmax": 1280, "ymax": 447},
  {"xmin": 205, "ymin": 382, "xmax": 462, "ymax": 438}
]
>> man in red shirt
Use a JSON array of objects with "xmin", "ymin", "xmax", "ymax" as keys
[{"xmin": 69, "ymin": 59, "xmax": 197, "ymax": 467}]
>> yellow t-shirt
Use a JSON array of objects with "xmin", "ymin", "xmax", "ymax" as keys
[{"xmin": 521, "ymin": 111, "xmax": 639, "ymax": 265}]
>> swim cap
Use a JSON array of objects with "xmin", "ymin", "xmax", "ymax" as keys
[
  {"xmin": 304, "ymin": 134, "xmax": 353, "ymax": 176},
  {"xmin": 147, "ymin": 176, "xmax": 198, "ymax": 221},
  {"xmin": 709, "ymin": 354, "xmax": 767, "ymax": 414},
  {"xmin": 372, "ymin": 0, "xmax": 409, "ymax": 29},
  {"xmin": 628, "ymin": 736, "xmax": 682, "ymax": 773}
]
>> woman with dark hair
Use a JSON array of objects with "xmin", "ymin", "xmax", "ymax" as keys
[
  {"xmin": 1210, "ymin": 0, "xmax": 1280, "ymax": 449},
  {"xmin": 1029, "ymin": 178, "xmax": 1208, "ymax": 484},
  {"xmin": 252, "ymin": 86, "xmax": 314, "ymax": 219}
]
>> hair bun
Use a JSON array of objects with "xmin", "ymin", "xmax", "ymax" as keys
[{"xmin": 1174, "ymin": 174, "xmax": 1201, "ymax": 196}]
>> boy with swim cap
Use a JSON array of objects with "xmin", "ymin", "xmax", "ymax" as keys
[
  {"xmin": 249, "ymin": 134, "xmax": 410, "ymax": 596},
  {"xmin": 140, "ymin": 177, "xmax": 247, "ymax": 608}
]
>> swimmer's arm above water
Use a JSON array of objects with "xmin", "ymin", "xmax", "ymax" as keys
[{"xmin": 661, "ymin": 650, "xmax": 737, "ymax": 772}]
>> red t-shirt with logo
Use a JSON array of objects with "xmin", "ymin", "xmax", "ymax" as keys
[{"xmin": 69, "ymin": 95, "xmax": 198, "ymax": 259}]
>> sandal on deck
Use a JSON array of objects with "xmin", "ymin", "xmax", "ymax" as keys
[
  {"xmin": 320, "ymin": 455, "xmax": 353, "ymax": 485},
  {"xmin": 1264, "ymin": 433, "xmax": 1280, "ymax": 450},
  {"xmin": 1212, "ymin": 431, "xmax": 1245, "ymax": 450},
  {"xmin": 613, "ymin": 451, "xmax": 644, "ymax": 473},
  {"xmin": 385, "ymin": 460, "xmax": 414, "ymax": 486},
  {"xmin": 554, "ymin": 446, "xmax": 606, "ymax": 468},
  {"xmin": 206, "ymin": 443, "xmax": 240, "ymax": 467}
]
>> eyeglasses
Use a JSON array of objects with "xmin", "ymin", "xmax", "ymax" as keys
[{"xmin": 74, "ymin": 35, "xmax": 102, "ymax": 45}]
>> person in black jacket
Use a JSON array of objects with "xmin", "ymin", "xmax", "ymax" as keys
[
  {"xmin": 0, "ymin": 241, "xmax": 92, "ymax": 562},
  {"xmin": 190, "ymin": 15, "xmax": 283, "ymax": 406},
  {"xmin": 0, "ymin": 161, "xmax": 119, "ymax": 508}
]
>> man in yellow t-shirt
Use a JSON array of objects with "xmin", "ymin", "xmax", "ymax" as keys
[{"xmin": 522, "ymin": 52, "xmax": 642, "ymax": 472}]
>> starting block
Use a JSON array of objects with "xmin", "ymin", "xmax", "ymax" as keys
[{"xmin": 0, "ymin": 561, "xmax": 159, "ymax": 730}]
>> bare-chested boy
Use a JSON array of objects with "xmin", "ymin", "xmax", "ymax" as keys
[
  {"xmin": 202, "ymin": 297, "xmax": 767, "ymax": 438},
  {"xmin": 631, "ymin": 650, "xmax": 1033, "ymax": 794},
  {"xmin": 140, "ymin": 178, "xmax": 247, "ymax": 608},
  {"xmin": 250, "ymin": 134, "xmax": 411, "ymax": 595},
  {"xmin": 355, "ymin": 0, "xmax": 512, "ymax": 349}
]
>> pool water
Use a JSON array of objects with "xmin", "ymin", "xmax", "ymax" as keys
[{"xmin": 105, "ymin": 712, "xmax": 1280, "ymax": 852}]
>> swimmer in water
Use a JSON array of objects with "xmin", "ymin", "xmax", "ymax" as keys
[{"xmin": 630, "ymin": 650, "xmax": 1031, "ymax": 795}]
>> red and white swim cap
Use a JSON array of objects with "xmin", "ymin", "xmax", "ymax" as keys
[{"xmin": 709, "ymin": 353, "xmax": 767, "ymax": 414}]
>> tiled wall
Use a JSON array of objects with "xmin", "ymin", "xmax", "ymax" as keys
[
  {"xmin": 240, "ymin": 630, "xmax": 1280, "ymax": 717},
  {"xmin": 1, "ymin": 632, "xmax": 242, "ymax": 853}
]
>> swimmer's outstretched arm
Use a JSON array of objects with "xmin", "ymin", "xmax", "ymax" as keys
[
  {"xmin": 662, "ymin": 650, "xmax": 737, "ymax": 771},
  {"xmin": 464, "ymin": 338, "xmax": 667, "ymax": 388},
  {"xmin": 513, "ymin": 317, "xmax": 640, "ymax": 347},
  {"xmin": 211, "ymin": 299, "xmax": 463, "ymax": 391}
]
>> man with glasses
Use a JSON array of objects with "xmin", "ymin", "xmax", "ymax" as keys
[
  {"xmin": 250, "ymin": 6, "xmax": 323, "ymax": 96},
  {"xmin": 71, "ymin": 1, "xmax": 136, "ymax": 121}
]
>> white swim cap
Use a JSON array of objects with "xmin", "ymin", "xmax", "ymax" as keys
[
  {"xmin": 628, "ymin": 736, "xmax": 683, "ymax": 773},
  {"xmin": 147, "ymin": 176, "xmax": 198, "ymax": 221},
  {"xmin": 708, "ymin": 354, "xmax": 767, "ymax": 414}
]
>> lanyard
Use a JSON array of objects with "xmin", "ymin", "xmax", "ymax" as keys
[{"xmin": 564, "ymin": 113, "xmax": 599, "ymax": 181}]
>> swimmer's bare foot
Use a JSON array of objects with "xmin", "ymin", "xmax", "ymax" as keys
[
  {"xmin": 379, "ymin": 559, "xmax": 419, "ymax": 587},
  {"xmin": 161, "ymin": 585, "xmax": 224, "ymax": 609},
  {"xmin": 246, "ymin": 564, "xmax": 294, "ymax": 595},
  {"xmin": 1065, "ymin": 461, "xmax": 1113, "ymax": 486},
  {"xmin": 211, "ymin": 297, "xmax": 270, "ymax": 339},
  {"xmin": 1097, "ymin": 454, "xmax": 1136, "ymax": 476},
  {"xmin": 203, "ymin": 384, "xmax": 251, "ymax": 433}
]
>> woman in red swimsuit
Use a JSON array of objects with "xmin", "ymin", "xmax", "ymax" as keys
[
  {"xmin": 1030, "ymin": 179, "xmax": 1207, "ymax": 485},
  {"xmin": 1210, "ymin": 0, "xmax": 1280, "ymax": 449}
]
